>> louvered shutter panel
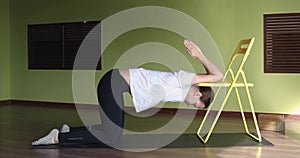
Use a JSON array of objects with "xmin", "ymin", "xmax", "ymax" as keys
[
  {"xmin": 28, "ymin": 24, "xmax": 63, "ymax": 69},
  {"xmin": 264, "ymin": 13, "xmax": 300, "ymax": 73},
  {"xmin": 28, "ymin": 21, "xmax": 101, "ymax": 70},
  {"xmin": 64, "ymin": 22, "xmax": 101, "ymax": 70}
]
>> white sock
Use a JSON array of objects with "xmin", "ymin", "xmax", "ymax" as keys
[
  {"xmin": 60, "ymin": 124, "xmax": 70, "ymax": 133},
  {"xmin": 32, "ymin": 129, "xmax": 59, "ymax": 145}
]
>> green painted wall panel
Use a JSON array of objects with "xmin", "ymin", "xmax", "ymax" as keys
[
  {"xmin": 9, "ymin": 0, "xmax": 300, "ymax": 114},
  {"xmin": 0, "ymin": 0, "xmax": 10, "ymax": 100}
]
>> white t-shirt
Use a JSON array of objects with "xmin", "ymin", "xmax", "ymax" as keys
[{"xmin": 129, "ymin": 68, "xmax": 195, "ymax": 113}]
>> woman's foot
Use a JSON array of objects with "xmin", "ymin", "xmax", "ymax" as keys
[
  {"xmin": 59, "ymin": 124, "xmax": 70, "ymax": 133},
  {"xmin": 32, "ymin": 129, "xmax": 59, "ymax": 146}
]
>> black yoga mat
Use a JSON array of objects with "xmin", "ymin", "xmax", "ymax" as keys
[{"xmin": 32, "ymin": 133, "xmax": 273, "ymax": 149}]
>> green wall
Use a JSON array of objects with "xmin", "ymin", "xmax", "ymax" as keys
[
  {"xmin": 0, "ymin": 0, "xmax": 10, "ymax": 100},
  {"xmin": 8, "ymin": 0, "xmax": 300, "ymax": 114}
]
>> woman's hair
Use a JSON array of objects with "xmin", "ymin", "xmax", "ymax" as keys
[{"xmin": 199, "ymin": 86, "xmax": 214, "ymax": 109}]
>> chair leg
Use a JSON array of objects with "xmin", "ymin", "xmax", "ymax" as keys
[
  {"xmin": 197, "ymin": 86, "xmax": 234, "ymax": 143},
  {"xmin": 240, "ymin": 71, "xmax": 262, "ymax": 142},
  {"xmin": 197, "ymin": 87, "xmax": 222, "ymax": 143},
  {"xmin": 244, "ymin": 85, "xmax": 262, "ymax": 142},
  {"xmin": 197, "ymin": 85, "xmax": 262, "ymax": 143},
  {"xmin": 234, "ymin": 85, "xmax": 262, "ymax": 142},
  {"xmin": 234, "ymin": 87, "xmax": 251, "ymax": 134}
]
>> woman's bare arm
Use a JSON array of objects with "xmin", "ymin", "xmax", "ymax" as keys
[{"xmin": 184, "ymin": 39, "xmax": 223, "ymax": 84}]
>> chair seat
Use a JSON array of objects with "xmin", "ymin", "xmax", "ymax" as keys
[{"xmin": 198, "ymin": 82, "xmax": 254, "ymax": 87}]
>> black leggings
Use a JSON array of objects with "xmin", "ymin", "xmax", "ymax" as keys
[{"xmin": 58, "ymin": 69, "xmax": 129, "ymax": 144}]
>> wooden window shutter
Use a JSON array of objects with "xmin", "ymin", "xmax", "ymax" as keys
[
  {"xmin": 28, "ymin": 24, "xmax": 63, "ymax": 69},
  {"xmin": 63, "ymin": 21, "xmax": 101, "ymax": 70},
  {"xmin": 28, "ymin": 21, "xmax": 101, "ymax": 70},
  {"xmin": 264, "ymin": 13, "xmax": 300, "ymax": 73}
]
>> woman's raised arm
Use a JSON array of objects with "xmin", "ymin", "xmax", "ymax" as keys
[{"xmin": 184, "ymin": 39, "xmax": 224, "ymax": 84}]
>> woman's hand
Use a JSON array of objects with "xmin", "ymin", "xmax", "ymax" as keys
[
  {"xmin": 184, "ymin": 39, "xmax": 205, "ymax": 61},
  {"xmin": 183, "ymin": 39, "xmax": 224, "ymax": 83}
]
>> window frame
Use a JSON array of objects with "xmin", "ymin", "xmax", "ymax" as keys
[{"xmin": 28, "ymin": 20, "xmax": 101, "ymax": 70}]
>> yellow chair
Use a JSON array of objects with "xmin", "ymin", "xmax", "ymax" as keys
[{"xmin": 197, "ymin": 37, "xmax": 262, "ymax": 143}]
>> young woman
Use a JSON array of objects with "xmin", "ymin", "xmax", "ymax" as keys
[{"xmin": 32, "ymin": 39, "xmax": 223, "ymax": 146}]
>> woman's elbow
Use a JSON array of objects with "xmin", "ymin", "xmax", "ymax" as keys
[{"xmin": 216, "ymin": 73, "xmax": 224, "ymax": 82}]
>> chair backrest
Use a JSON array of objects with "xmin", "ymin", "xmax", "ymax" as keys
[
  {"xmin": 228, "ymin": 37, "xmax": 255, "ymax": 68},
  {"xmin": 224, "ymin": 37, "xmax": 255, "ymax": 81}
]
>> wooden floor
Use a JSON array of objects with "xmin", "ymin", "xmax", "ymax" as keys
[{"xmin": 1, "ymin": 104, "xmax": 300, "ymax": 158}]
